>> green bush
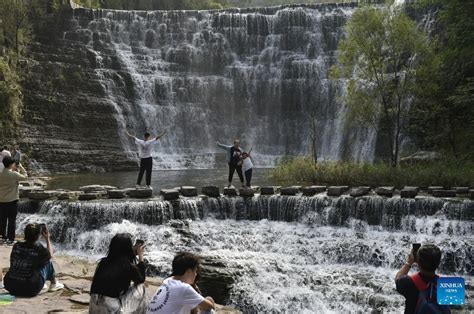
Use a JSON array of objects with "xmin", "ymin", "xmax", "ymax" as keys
[{"xmin": 269, "ymin": 157, "xmax": 474, "ymax": 188}]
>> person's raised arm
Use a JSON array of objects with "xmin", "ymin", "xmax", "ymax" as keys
[
  {"xmin": 197, "ymin": 296, "xmax": 215, "ymax": 311},
  {"xmin": 216, "ymin": 141, "xmax": 230, "ymax": 150},
  {"xmin": 154, "ymin": 130, "xmax": 167, "ymax": 141},
  {"xmin": 125, "ymin": 130, "xmax": 136, "ymax": 139},
  {"xmin": 395, "ymin": 253, "xmax": 415, "ymax": 280},
  {"xmin": 42, "ymin": 226, "xmax": 54, "ymax": 257}
]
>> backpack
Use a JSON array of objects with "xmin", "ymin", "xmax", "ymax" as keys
[{"xmin": 410, "ymin": 273, "xmax": 451, "ymax": 314}]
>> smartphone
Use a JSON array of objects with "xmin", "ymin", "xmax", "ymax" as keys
[
  {"xmin": 38, "ymin": 223, "xmax": 46, "ymax": 232},
  {"xmin": 135, "ymin": 239, "xmax": 144, "ymax": 246},
  {"xmin": 412, "ymin": 243, "xmax": 421, "ymax": 257}
]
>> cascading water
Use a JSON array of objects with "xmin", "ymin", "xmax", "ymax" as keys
[
  {"xmin": 17, "ymin": 195, "xmax": 473, "ymax": 312},
  {"xmin": 65, "ymin": 3, "xmax": 378, "ymax": 169}
]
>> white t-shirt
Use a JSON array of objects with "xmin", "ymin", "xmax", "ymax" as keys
[
  {"xmin": 0, "ymin": 150, "xmax": 11, "ymax": 170},
  {"xmin": 134, "ymin": 138, "xmax": 156, "ymax": 159},
  {"xmin": 147, "ymin": 278, "xmax": 204, "ymax": 314},
  {"xmin": 243, "ymin": 157, "xmax": 253, "ymax": 172}
]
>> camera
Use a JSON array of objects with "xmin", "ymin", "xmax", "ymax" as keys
[{"xmin": 135, "ymin": 239, "xmax": 144, "ymax": 246}]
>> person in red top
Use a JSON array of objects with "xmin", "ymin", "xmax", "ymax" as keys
[{"xmin": 395, "ymin": 244, "xmax": 450, "ymax": 314}]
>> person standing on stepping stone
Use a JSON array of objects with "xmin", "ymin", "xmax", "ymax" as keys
[
  {"xmin": 125, "ymin": 130, "xmax": 167, "ymax": 189},
  {"xmin": 216, "ymin": 139, "xmax": 245, "ymax": 188}
]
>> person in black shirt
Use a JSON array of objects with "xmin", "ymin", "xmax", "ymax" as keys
[
  {"xmin": 4, "ymin": 223, "xmax": 64, "ymax": 297},
  {"xmin": 395, "ymin": 244, "xmax": 450, "ymax": 314},
  {"xmin": 216, "ymin": 140, "xmax": 245, "ymax": 188},
  {"xmin": 90, "ymin": 233, "xmax": 146, "ymax": 312}
]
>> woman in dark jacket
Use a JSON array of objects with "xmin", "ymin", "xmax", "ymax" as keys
[{"xmin": 89, "ymin": 233, "xmax": 147, "ymax": 313}]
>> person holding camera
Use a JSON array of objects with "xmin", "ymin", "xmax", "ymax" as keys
[
  {"xmin": 395, "ymin": 243, "xmax": 451, "ymax": 314},
  {"xmin": 0, "ymin": 156, "xmax": 27, "ymax": 245},
  {"xmin": 4, "ymin": 223, "xmax": 64, "ymax": 297},
  {"xmin": 89, "ymin": 233, "xmax": 147, "ymax": 313}
]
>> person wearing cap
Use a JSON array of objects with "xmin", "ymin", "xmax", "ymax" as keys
[{"xmin": 0, "ymin": 156, "xmax": 27, "ymax": 245}]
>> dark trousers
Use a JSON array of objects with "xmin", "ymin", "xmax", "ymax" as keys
[
  {"xmin": 0, "ymin": 200, "xmax": 18, "ymax": 241},
  {"xmin": 245, "ymin": 169, "xmax": 252, "ymax": 187},
  {"xmin": 228, "ymin": 163, "xmax": 244, "ymax": 184},
  {"xmin": 136, "ymin": 157, "xmax": 153, "ymax": 186}
]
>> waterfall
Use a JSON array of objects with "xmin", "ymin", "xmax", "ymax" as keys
[
  {"xmin": 16, "ymin": 195, "xmax": 473, "ymax": 312},
  {"xmin": 64, "ymin": 3, "xmax": 378, "ymax": 169}
]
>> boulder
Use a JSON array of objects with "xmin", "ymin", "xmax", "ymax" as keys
[
  {"xmin": 280, "ymin": 186, "xmax": 298, "ymax": 196},
  {"xmin": 28, "ymin": 190, "xmax": 58, "ymax": 201},
  {"xmin": 179, "ymin": 186, "xmax": 198, "ymax": 197},
  {"xmin": 107, "ymin": 189, "xmax": 127, "ymax": 199},
  {"xmin": 223, "ymin": 187, "xmax": 238, "ymax": 197},
  {"xmin": 454, "ymin": 187, "xmax": 470, "ymax": 194},
  {"xmin": 160, "ymin": 189, "xmax": 180, "ymax": 200},
  {"xmin": 350, "ymin": 187, "xmax": 371, "ymax": 197},
  {"xmin": 302, "ymin": 186, "xmax": 326, "ymax": 196},
  {"xmin": 239, "ymin": 188, "xmax": 255, "ymax": 197},
  {"xmin": 260, "ymin": 186, "xmax": 280, "ymax": 195},
  {"xmin": 327, "ymin": 186, "xmax": 350, "ymax": 197},
  {"xmin": 427, "ymin": 186, "xmax": 444, "ymax": 194},
  {"xmin": 375, "ymin": 186, "xmax": 394, "ymax": 197},
  {"xmin": 432, "ymin": 190, "xmax": 456, "ymax": 198},
  {"xmin": 78, "ymin": 193, "xmax": 99, "ymax": 201},
  {"xmin": 202, "ymin": 186, "xmax": 220, "ymax": 197},
  {"xmin": 199, "ymin": 257, "xmax": 239, "ymax": 305},
  {"xmin": 128, "ymin": 188, "xmax": 153, "ymax": 199},
  {"xmin": 401, "ymin": 187, "xmax": 419, "ymax": 198}
]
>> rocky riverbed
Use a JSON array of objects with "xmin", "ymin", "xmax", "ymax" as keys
[{"xmin": 0, "ymin": 245, "xmax": 240, "ymax": 313}]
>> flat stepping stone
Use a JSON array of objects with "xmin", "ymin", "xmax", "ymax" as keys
[
  {"xmin": 350, "ymin": 187, "xmax": 371, "ymax": 197},
  {"xmin": 428, "ymin": 186, "xmax": 444, "ymax": 194},
  {"xmin": 302, "ymin": 186, "xmax": 326, "ymax": 196},
  {"xmin": 375, "ymin": 186, "xmax": 394, "ymax": 197},
  {"xmin": 19, "ymin": 186, "xmax": 43, "ymax": 198},
  {"xmin": 432, "ymin": 190, "xmax": 456, "ymax": 197},
  {"xmin": 57, "ymin": 191, "xmax": 78, "ymax": 200},
  {"xmin": 28, "ymin": 190, "xmax": 58, "ymax": 200},
  {"xmin": 128, "ymin": 188, "xmax": 153, "ymax": 199},
  {"xmin": 79, "ymin": 185, "xmax": 117, "ymax": 193},
  {"xmin": 260, "ymin": 186, "xmax": 277, "ymax": 195},
  {"xmin": 202, "ymin": 186, "xmax": 220, "ymax": 197},
  {"xmin": 401, "ymin": 187, "xmax": 419, "ymax": 198},
  {"xmin": 280, "ymin": 186, "xmax": 299, "ymax": 196},
  {"xmin": 107, "ymin": 189, "xmax": 127, "ymax": 199},
  {"xmin": 239, "ymin": 188, "xmax": 255, "ymax": 197},
  {"xmin": 180, "ymin": 186, "xmax": 198, "ymax": 197},
  {"xmin": 223, "ymin": 187, "xmax": 238, "ymax": 196},
  {"xmin": 69, "ymin": 293, "xmax": 90, "ymax": 305},
  {"xmin": 160, "ymin": 189, "xmax": 180, "ymax": 200},
  {"xmin": 78, "ymin": 193, "xmax": 99, "ymax": 201},
  {"xmin": 327, "ymin": 186, "xmax": 350, "ymax": 197},
  {"xmin": 454, "ymin": 187, "xmax": 470, "ymax": 194}
]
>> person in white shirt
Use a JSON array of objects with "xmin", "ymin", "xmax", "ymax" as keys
[
  {"xmin": 242, "ymin": 152, "xmax": 254, "ymax": 188},
  {"xmin": 0, "ymin": 146, "xmax": 11, "ymax": 171},
  {"xmin": 125, "ymin": 130, "xmax": 166, "ymax": 188},
  {"xmin": 147, "ymin": 252, "xmax": 215, "ymax": 314}
]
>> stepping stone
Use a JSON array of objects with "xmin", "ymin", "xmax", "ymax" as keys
[
  {"xmin": 128, "ymin": 188, "xmax": 153, "ymax": 199},
  {"xmin": 28, "ymin": 190, "xmax": 58, "ymax": 201},
  {"xmin": 350, "ymin": 187, "xmax": 371, "ymax": 197},
  {"xmin": 107, "ymin": 189, "xmax": 127, "ymax": 199},
  {"xmin": 260, "ymin": 186, "xmax": 276, "ymax": 195},
  {"xmin": 327, "ymin": 186, "xmax": 350, "ymax": 197},
  {"xmin": 223, "ymin": 187, "xmax": 238, "ymax": 196},
  {"xmin": 375, "ymin": 186, "xmax": 394, "ymax": 197},
  {"xmin": 202, "ymin": 186, "xmax": 220, "ymax": 197},
  {"xmin": 239, "ymin": 188, "xmax": 255, "ymax": 197},
  {"xmin": 428, "ymin": 186, "xmax": 444, "ymax": 194},
  {"xmin": 160, "ymin": 189, "xmax": 180, "ymax": 200},
  {"xmin": 432, "ymin": 190, "xmax": 456, "ymax": 197},
  {"xmin": 57, "ymin": 191, "xmax": 78, "ymax": 200},
  {"xmin": 280, "ymin": 187, "xmax": 298, "ymax": 196},
  {"xmin": 180, "ymin": 186, "xmax": 198, "ymax": 197},
  {"xmin": 302, "ymin": 186, "xmax": 326, "ymax": 196},
  {"xmin": 78, "ymin": 193, "xmax": 99, "ymax": 201},
  {"xmin": 79, "ymin": 185, "xmax": 117, "ymax": 193},
  {"xmin": 69, "ymin": 293, "xmax": 90, "ymax": 305},
  {"xmin": 401, "ymin": 187, "xmax": 419, "ymax": 198},
  {"xmin": 454, "ymin": 187, "xmax": 470, "ymax": 194}
]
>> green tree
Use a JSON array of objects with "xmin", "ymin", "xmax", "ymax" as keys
[{"xmin": 331, "ymin": 5, "xmax": 433, "ymax": 167}]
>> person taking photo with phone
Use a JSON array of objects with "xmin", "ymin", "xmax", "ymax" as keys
[
  {"xmin": 4, "ymin": 223, "xmax": 64, "ymax": 296},
  {"xmin": 89, "ymin": 233, "xmax": 147, "ymax": 312},
  {"xmin": 395, "ymin": 243, "xmax": 451, "ymax": 314}
]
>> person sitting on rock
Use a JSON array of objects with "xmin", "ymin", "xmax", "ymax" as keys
[
  {"xmin": 125, "ymin": 130, "xmax": 167, "ymax": 189},
  {"xmin": 90, "ymin": 233, "xmax": 147, "ymax": 313},
  {"xmin": 395, "ymin": 243, "xmax": 451, "ymax": 314},
  {"xmin": 147, "ymin": 252, "xmax": 215, "ymax": 314},
  {"xmin": 4, "ymin": 223, "xmax": 64, "ymax": 297}
]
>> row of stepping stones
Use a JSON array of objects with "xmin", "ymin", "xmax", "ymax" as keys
[{"xmin": 22, "ymin": 184, "xmax": 474, "ymax": 201}]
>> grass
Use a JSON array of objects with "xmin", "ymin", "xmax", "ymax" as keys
[{"xmin": 269, "ymin": 157, "xmax": 474, "ymax": 189}]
